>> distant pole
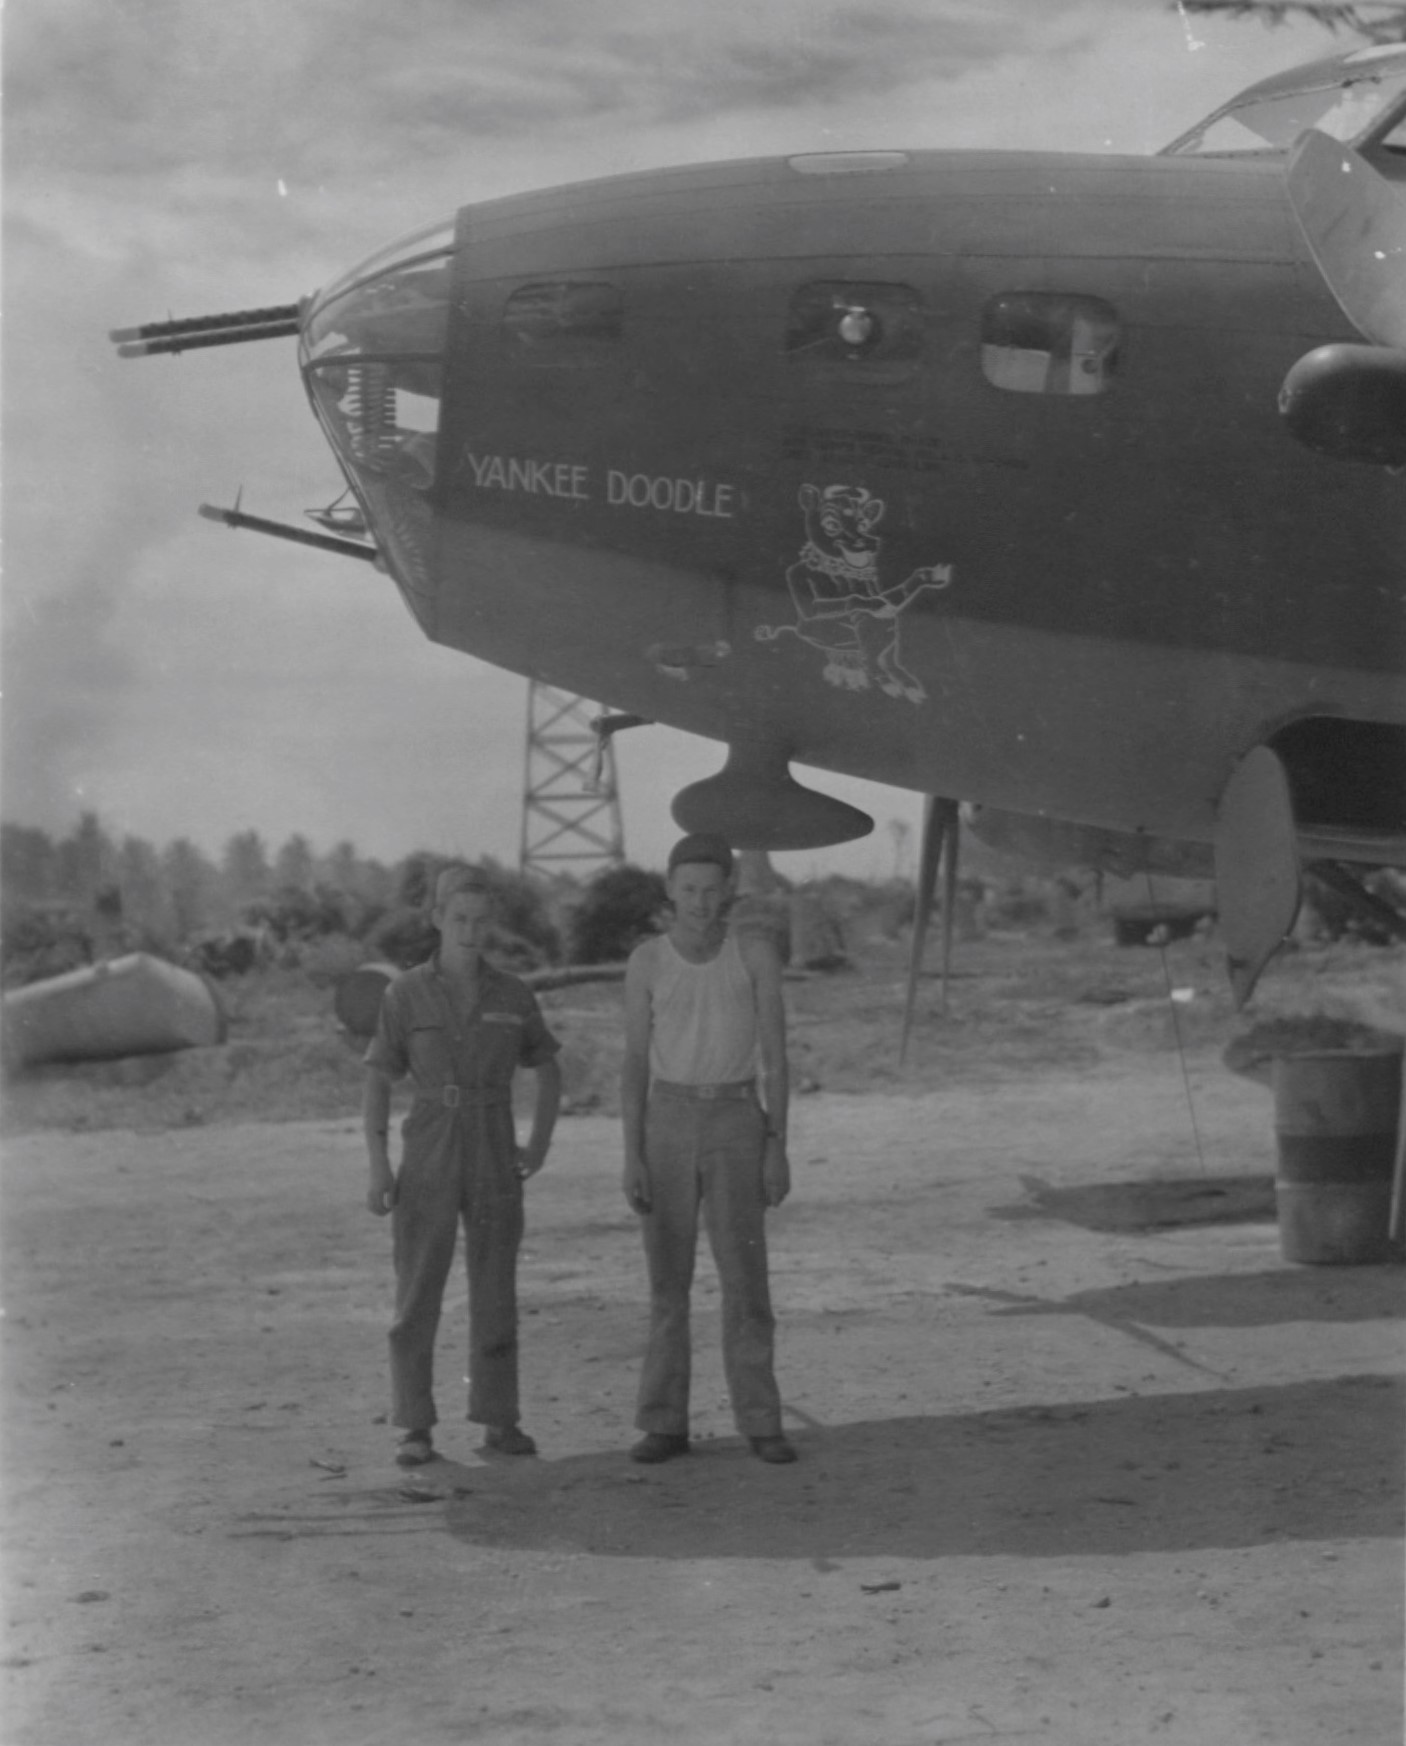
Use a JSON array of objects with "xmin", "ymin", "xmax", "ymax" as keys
[{"xmin": 519, "ymin": 682, "xmax": 626, "ymax": 879}]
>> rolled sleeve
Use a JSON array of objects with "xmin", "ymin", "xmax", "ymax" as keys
[{"xmin": 363, "ymin": 982, "xmax": 410, "ymax": 1079}]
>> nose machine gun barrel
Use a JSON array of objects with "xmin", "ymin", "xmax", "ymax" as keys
[{"xmin": 110, "ymin": 301, "xmax": 303, "ymax": 358}]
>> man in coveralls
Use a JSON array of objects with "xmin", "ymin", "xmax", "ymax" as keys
[
  {"xmin": 621, "ymin": 833, "xmax": 796, "ymax": 1465},
  {"xmin": 364, "ymin": 865, "xmax": 562, "ymax": 1466}
]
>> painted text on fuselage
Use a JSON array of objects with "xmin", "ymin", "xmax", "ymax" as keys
[
  {"xmin": 465, "ymin": 452, "xmax": 590, "ymax": 500},
  {"xmin": 461, "ymin": 451, "xmax": 735, "ymax": 518}
]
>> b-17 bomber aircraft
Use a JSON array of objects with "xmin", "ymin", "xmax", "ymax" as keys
[{"xmin": 113, "ymin": 44, "xmax": 1406, "ymax": 1006}]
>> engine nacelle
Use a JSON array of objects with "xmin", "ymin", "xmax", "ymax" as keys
[{"xmin": 1279, "ymin": 343, "xmax": 1406, "ymax": 468}]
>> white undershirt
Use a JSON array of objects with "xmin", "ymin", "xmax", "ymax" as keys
[{"xmin": 646, "ymin": 933, "xmax": 758, "ymax": 1084}]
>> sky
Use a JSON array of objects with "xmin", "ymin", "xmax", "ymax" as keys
[{"xmin": 4, "ymin": 0, "xmax": 1346, "ymax": 881}]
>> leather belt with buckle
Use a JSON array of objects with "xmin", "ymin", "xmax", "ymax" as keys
[
  {"xmin": 652, "ymin": 1079, "xmax": 756, "ymax": 1102},
  {"xmin": 419, "ymin": 1085, "xmax": 511, "ymax": 1109}
]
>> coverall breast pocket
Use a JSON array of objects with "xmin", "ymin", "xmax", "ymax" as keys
[{"xmin": 406, "ymin": 1022, "xmax": 453, "ymax": 1083}]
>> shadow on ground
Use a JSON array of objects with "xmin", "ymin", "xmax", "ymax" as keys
[
  {"xmin": 946, "ymin": 1266, "xmax": 1406, "ymax": 1330},
  {"xmin": 279, "ymin": 1374, "xmax": 1406, "ymax": 1564},
  {"xmin": 992, "ymin": 1174, "xmax": 1276, "ymax": 1232}
]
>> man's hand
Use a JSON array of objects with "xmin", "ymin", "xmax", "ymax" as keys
[
  {"xmin": 515, "ymin": 1145, "xmax": 548, "ymax": 1181},
  {"xmin": 366, "ymin": 1164, "xmax": 397, "ymax": 1217},
  {"xmin": 622, "ymin": 1155, "xmax": 653, "ymax": 1215},
  {"xmin": 762, "ymin": 1135, "xmax": 791, "ymax": 1208}
]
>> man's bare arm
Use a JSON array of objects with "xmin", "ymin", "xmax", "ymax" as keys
[
  {"xmin": 620, "ymin": 945, "xmax": 654, "ymax": 1213},
  {"xmin": 742, "ymin": 933, "xmax": 791, "ymax": 1207},
  {"xmin": 517, "ymin": 1057, "xmax": 562, "ymax": 1178},
  {"xmin": 363, "ymin": 1067, "xmax": 397, "ymax": 1215}
]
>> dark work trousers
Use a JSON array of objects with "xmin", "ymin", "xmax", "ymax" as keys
[
  {"xmin": 635, "ymin": 1089, "xmax": 783, "ymax": 1439},
  {"xmin": 389, "ymin": 1091, "xmax": 523, "ymax": 1432}
]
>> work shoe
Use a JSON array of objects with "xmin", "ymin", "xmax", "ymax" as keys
[
  {"xmin": 482, "ymin": 1425, "xmax": 537, "ymax": 1456},
  {"xmin": 749, "ymin": 1435, "xmax": 797, "ymax": 1465},
  {"xmin": 395, "ymin": 1431, "xmax": 435, "ymax": 1467},
  {"xmin": 630, "ymin": 1432, "xmax": 690, "ymax": 1464}
]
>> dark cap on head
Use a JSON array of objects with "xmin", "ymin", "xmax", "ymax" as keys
[{"xmin": 666, "ymin": 832, "xmax": 734, "ymax": 877}]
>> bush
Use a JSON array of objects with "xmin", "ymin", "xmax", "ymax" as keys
[
  {"xmin": 568, "ymin": 865, "xmax": 667, "ymax": 964},
  {"xmin": 394, "ymin": 854, "xmax": 439, "ymax": 911},
  {"xmin": 242, "ymin": 883, "xmax": 351, "ymax": 945},
  {"xmin": 348, "ymin": 899, "xmax": 388, "ymax": 941},
  {"xmin": 984, "ymin": 878, "xmax": 1052, "ymax": 929},
  {"xmin": 186, "ymin": 931, "xmax": 267, "ymax": 979},
  {"xmin": 0, "ymin": 903, "xmax": 93, "ymax": 985},
  {"xmin": 476, "ymin": 862, "xmax": 562, "ymax": 966},
  {"xmin": 366, "ymin": 906, "xmax": 439, "ymax": 970}
]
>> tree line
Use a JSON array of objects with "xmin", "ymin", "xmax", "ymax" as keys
[
  {"xmin": 0, "ymin": 816, "xmax": 669, "ymax": 983},
  {"xmin": 2, "ymin": 816, "xmax": 398, "ymax": 940}
]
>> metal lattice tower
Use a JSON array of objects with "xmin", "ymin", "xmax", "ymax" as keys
[{"xmin": 519, "ymin": 682, "xmax": 626, "ymax": 878}]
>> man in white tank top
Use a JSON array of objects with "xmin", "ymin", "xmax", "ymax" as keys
[{"xmin": 621, "ymin": 833, "xmax": 796, "ymax": 1465}]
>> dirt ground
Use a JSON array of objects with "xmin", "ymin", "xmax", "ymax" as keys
[{"xmin": 2, "ymin": 927, "xmax": 1403, "ymax": 1745}]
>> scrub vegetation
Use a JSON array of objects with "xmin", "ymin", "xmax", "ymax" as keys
[{"xmin": 2, "ymin": 813, "xmax": 1400, "ymax": 1138}]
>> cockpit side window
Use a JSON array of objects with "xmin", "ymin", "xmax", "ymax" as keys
[
  {"xmin": 502, "ymin": 282, "xmax": 621, "ymax": 366},
  {"xmin": 1164, "ymin": 66, "xmax": 1406, "ymax": 156},
  {"xmin": 981, "ymin": 294, "xmax": 1120, "ymax": 397},
  {"xmin": 1363, "ymin": 101, "xmax": 1406, "ymax": 175}
]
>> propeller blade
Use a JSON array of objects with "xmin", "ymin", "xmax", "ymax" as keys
[
  {"xmin": 900, "ymin": 796, "xmax": 957, "ymax": 1064},
  {"xmin": 1286, "ymin": 129, "xmax": 1406, "ymax": 351},
  {"xmin": 1214, "ymin": 745, "xmax": 1301, "ymax": 1009}
]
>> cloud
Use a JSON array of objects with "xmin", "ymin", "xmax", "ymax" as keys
[
  {"xmin": 9, "ymin": 0, "xmax": 1065, "ymax": 183},
  {"xmin": 458, "ymin": 2, "xmax": 1018, "ymax": 127}
]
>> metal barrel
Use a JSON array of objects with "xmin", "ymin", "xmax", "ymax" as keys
[
  {"xmin": 197, "ymin": 503, "xmax": 380, "ymax": 563},
  {"xmin": 1271, "ymin": 1046, "xmax": 1403, "ymax": 1264},
  {"xmin": 116, "ymin": 319, "xmax": 301, "ymax": 358},
  {"xmin": 108, "ymin": 303, "xmax": 302, "ymax": 344}
]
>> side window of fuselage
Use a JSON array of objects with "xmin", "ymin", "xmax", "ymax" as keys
[
  {"xmin": 502, "ymin": 281, "xmax": 622, "ymax": 367},
  {"xmin": 1368, "ymin": 109, "xmax": 1406, "ymax": 176},
  {"xmin": 786, "ymin": 281, "xmax": 924, "ymax": 382},
  {"xmin": 981, "ymin": 293, "xmax": 1120, "ymax": 396}
]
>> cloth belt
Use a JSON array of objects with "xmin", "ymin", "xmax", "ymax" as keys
[
  {"xmin": 650, "ymin": 1078, "xmax": 757, "ymax": 1102},
  {"xmin": 416, "ymin": 1085, "xmax": 512, "ymax": 1109}
]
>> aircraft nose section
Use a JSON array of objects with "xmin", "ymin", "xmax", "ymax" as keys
[{"xmin": 299, "ymin": 218, "xmax": 457, "ymax": 627}]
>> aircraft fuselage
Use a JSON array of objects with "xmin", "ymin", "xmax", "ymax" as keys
[{"xmin": 298, "ymin": 145, "xmax": 1404, "ymax": 855}]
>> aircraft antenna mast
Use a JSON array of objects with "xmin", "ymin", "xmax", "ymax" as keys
[{"xmin": 519, "ymin": 682, "xmax": 626, "ymax": 880}]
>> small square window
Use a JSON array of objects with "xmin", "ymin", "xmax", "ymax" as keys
[
  {"xmin": 503, "ymin": 282, "xmax": 621, "ymax": 364},
  {"xmin": 982, "ymin": 293, "xmax": 1120, "ymax": 396},
  {"xmin": 787, "ymin": 282, "xmax": 923, "ymax": 379}
]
